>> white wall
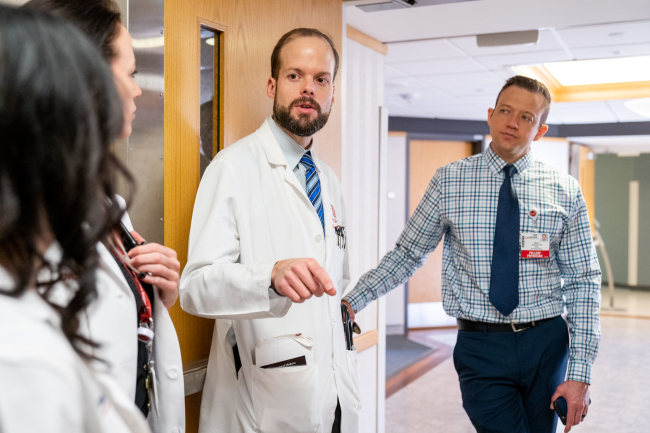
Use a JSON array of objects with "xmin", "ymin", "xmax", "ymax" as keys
[
  {"xmin": 385, "ymin": 134, "xmax": 407, "ymax": 334},
  {"xmin": 530, "ymin": 138, "xmax": 570, "ymax": 174},
  {"xmin": 342, "ymin": 32, "xmax": 386, "ymax": 433}
]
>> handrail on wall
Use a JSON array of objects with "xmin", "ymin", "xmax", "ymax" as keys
[{"xmin": 593, "ymin": 221, "xmax": 624, "ymax": 311}]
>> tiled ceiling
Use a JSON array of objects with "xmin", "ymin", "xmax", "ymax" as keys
[{"xmin": 347, "ymin": 2, "xmax": 650, "ymax": 125}]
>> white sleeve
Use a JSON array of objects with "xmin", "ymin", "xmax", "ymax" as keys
[{"xmin": 180, "ymin": 159, "xmax": 291, "ymax": 320}]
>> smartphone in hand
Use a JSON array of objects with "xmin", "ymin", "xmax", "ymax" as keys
[
  {"xmin": 553, "ymin": 397, "xmax": 591, "ymax": 426},
  {"xmin": 553, "ymin": 397, "xmax": 568, "ymax": 425}
]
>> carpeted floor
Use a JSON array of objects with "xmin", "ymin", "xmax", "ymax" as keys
[{"xmin": 386, "ymin": 335, "xmax": 437, "ymax": 380}]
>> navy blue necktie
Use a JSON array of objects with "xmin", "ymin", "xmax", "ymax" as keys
[
  {"xmin": 489, "ymin": 164, "xmax": 520, "ymax": 317},
  {"xmin": 299, "ymin": 151, "xmax": 325, "ymax": 232}
]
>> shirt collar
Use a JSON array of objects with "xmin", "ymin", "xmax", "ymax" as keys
[
  {"xmin": 267, "ymin": 117, "xmax": 310, "ymax": 170},
  {"xmin": 484, "ymin": 143, "xmax": 534, "ymax": 177}
]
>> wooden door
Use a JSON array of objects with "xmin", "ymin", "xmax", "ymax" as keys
[
  {"xmin": 164, "ymin": 1, "xmax": 342, "ymax": 431},
  {"xmin": 578, "ymin": 145, "xmax": 596, "ymax": 233},
  {"xmin": 407, "ymin": 140, "xmax": 473, "ymax": 304}
]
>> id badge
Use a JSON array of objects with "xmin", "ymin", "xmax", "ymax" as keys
[{"xmin": 520, "ymin": 232, "xmax": 550, "ymax": 258}]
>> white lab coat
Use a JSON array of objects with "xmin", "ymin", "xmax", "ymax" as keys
[
  {"xmin": 83, "ymin": 203, "xmax": 185, "ymax": 433},
  {"xmin": 180, "ymin": 119, "xmax": 362, "ymax": 433},
  {"xmin": 0, "ymin": 267, "xmax": 151, "ymax": 433}
]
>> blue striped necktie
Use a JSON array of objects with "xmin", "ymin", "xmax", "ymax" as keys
[
  {"xmin": 489, "ymin": 164, "xmax": 520, "ymax": 317},
  {"xmin": 299, "ymin": 151, "xmax": 324, "ymax": 232}
]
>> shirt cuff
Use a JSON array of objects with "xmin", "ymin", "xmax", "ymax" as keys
[
  {"xmin": 341, "ymin": 293, "xmax": 360, "ymax": 313},
  {"xmin": 268, "ymin": 287, "xmax": 283, "ymax": 299},
  {"xmin": 566, "ymin": 359, "xmax": 592, "ymax": 384}
]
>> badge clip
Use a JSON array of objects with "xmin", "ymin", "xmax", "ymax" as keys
[{"xmin": 528, "ymin": 208, "xmax": 539, "ymax": 233}]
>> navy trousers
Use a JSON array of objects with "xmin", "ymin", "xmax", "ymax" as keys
[{"xmin": 453, "ymin": 316, "xmax": 569, "ymax": 433}]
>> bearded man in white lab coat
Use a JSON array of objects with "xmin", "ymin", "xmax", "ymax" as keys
[{"xmin": 180, "ymin": 28, "xmax": 361, "ymax": 433}]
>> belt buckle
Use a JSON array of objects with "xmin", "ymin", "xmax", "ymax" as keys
[{"xmin": 511, "ymin": 321, "xmax": 535, "ymax": 332}]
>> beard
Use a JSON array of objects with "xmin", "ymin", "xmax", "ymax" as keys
[{"xmin": 273, "ymin": 96, "xmax": 331, "ymax": 137}]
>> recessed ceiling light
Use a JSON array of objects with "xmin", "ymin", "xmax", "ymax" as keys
[
  {"xmin": 399, "ymin": 92, "xmax": 420, "ymax": 103},
  {"xmin": 542, "ymin": 55, "xmax": 650, "ymax": 86},
  {"xmin": 608, "ymin": 32, "xmax": 624, "ymax": 37},
  {"xmin": 624, "ymin": 98, "xmax": 650, "ymax": 118},
  {"xmin": 205, "ymin": 37, "xmax": 215, "ymax": 46}
]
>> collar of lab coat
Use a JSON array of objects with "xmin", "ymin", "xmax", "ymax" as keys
[
  {"xmin": 0, "ymin": 265, "xmax": 62, "ymax": 330},
  {"xmin": 256, "ymin": 118, "xmax": 334, "ymax": 262},
  {"xmin": 96, "ymin": 241, "xmax": 134, "ymax": 299},
  {"xmin": 257, "ymin": 117, "xmax": 329, "ymax": 202},
  {"xmin": 258, "ymin": 117, "xmax": 323, "ymax": 172}
]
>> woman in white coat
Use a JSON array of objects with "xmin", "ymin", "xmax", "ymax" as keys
[
  {"xmin": 25, "ymin": 1, "xmax": 185, "ymax": 431},
  {"xmin": 0, "ymin": 6, "xmax": 150, "ymax": 432}
]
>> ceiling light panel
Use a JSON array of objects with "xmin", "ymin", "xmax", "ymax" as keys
[
  {"xmin": 476, "ymin": 30, "xmax": 539, "ymax": 47},
  {"xmin": 543, "ymin": 55, "xmax": 650, "ymax": 86},
  {"xmin": 357, "ymin": 0, "xmax": 479, "ymax": 12},
  {"xmin": 448, "ymin": 30, "xmax": 560, "ymax": 56}
]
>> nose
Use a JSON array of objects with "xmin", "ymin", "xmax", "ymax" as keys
[
  {"xmin": 506, "ymin": 113, "xmax": 518, "ymax": 129},
  {"xmin": 301, "ymin": 81, "xmax": 314, "ymax": 97},
  {"xmin": 134, "ymin": 82, "xmax": 143, "ymax": 99}
]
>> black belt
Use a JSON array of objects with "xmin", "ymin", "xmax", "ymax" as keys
[{"xmin": 457, "ymin": 316, "xmax": 558, "ymax": 333}]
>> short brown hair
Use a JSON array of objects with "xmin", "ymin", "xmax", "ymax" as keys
[
  {"xmin": 25, "ymin": 0, "xmax": 122, "ymax": 62},
  {"xmin": 271, "ymin": 28, "xmax": 340, "ymax": 82},
  {"xmin": 495, "ymin": 75, "xmax": 552, "ymax": 125}
]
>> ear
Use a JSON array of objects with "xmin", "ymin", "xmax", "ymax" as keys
[
  {"xmin": 487, "ymin": 107, "xmax": 494, "ymax": 126},
  {"xmin": 267, "ymin": 77, "xmax": 276, "ymax": 100},
  {"xmin": 331, "ymin": 85, "xmax": 335, "ymax": 105},
  {"xmin": 533, "ymin": 124, "xmax": 549, "ymax": 141}
]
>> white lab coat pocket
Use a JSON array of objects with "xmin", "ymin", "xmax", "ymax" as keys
[
  {"xmin": 346, "ymin": 348, "xmax": 362, "ymax": 410},
  {"xmin": 250, "ymin": 363, "xmax": 319, "ymax": 433}
]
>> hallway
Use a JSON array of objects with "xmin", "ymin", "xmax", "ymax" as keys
[{"xmin": 386, "ymin": 310, "xmax": 650, "ymax": 432}]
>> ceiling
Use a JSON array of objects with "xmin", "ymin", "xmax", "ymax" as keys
[{"xmin": 346, "ymin": 0, "xmax": 650, "ymax": 125}]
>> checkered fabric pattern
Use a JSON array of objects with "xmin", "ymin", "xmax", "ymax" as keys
[{"xmin": 343, "ymin": 145, "xmax": 601, "ymax": 383}]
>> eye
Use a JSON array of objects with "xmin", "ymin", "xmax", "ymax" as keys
[
  {"xmin": 289, "ymin": 73, "xmax": 299, "ymax": 80},
  {"xmin": 131, "ymin": 70, "xmax": 138, "ymax": 78},
  {"xmin": 316, "ymin": 77, "xmax": 329, "ymax": 85}
]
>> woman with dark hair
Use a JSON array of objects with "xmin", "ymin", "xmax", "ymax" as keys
[
  {"xmin": 25, "ymin": 1, "xmax": 184, "ymax": 430},
  {"xmin": 0, "ymin": 5, "xmax": 150, "ymax": 432}
]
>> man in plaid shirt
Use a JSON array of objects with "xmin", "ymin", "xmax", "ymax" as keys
[{"xmin": 343, "ymin": 76, "xmax": 600, "ymax": 433}]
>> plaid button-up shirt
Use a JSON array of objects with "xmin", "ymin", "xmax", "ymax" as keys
[{"xmin": 343, "ymin": 145, "xmax": 601, "ymax": 383}]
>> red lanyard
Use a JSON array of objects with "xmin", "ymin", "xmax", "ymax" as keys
[{"xmin": 111, "ymin": 232, "xmax": 152, "ymax": 326}]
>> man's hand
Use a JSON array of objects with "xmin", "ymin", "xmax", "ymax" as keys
[
  {"xmin": 271, "ymin": 258, "xmax": 336, "ymax": 303},
  {"xmin": 128, "ymin": 231, "xmax": 180, "ymax": 309},
  {"xmin": 550, "ymin": 380, "xmax": 590, "ymax": 432},
  {"xmin": 341, "ymin": 300, "xmax": 355, "ymax": 322}
]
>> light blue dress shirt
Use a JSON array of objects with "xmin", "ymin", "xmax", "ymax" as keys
[
  {"xmin": 267, "ymin": 117, "xmax": 311, "ymax": 193},
  {"xmin": 343, "ymin": 145, "xmax": 602, "ymax": 383}
]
